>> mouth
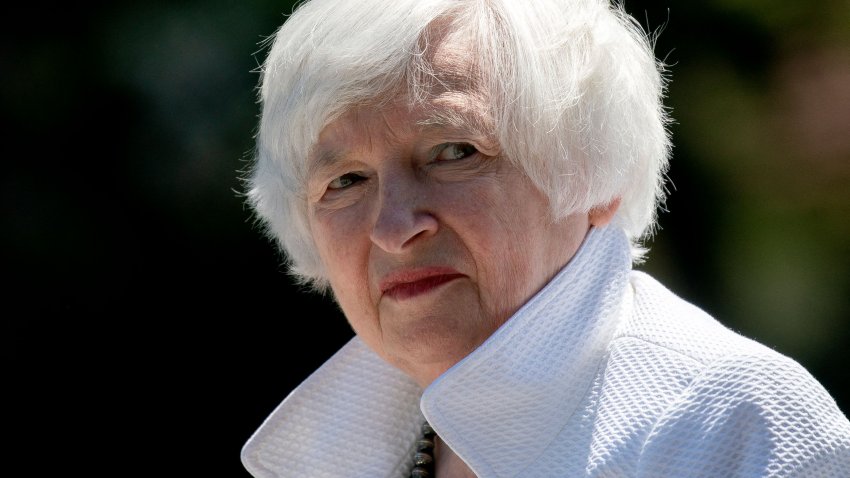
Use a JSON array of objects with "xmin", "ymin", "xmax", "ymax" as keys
[{"xmin": 380, "ymin": 267, "xmax": 465, "ymax": 301}]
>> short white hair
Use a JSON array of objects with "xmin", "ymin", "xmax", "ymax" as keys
[{"xmin": 246, "ymin": 0, "xmax": 672, "ymax": 291}]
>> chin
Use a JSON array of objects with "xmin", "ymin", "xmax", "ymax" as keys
[{"xmin": 382, "ymin": 318, "xmax": 486, "ymax": 382}]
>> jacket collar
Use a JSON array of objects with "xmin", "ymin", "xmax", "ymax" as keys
[
  {"xmin": 241, "ymin": 225, "xmax": 632, "ymax": 477},
  {"xmin": 421, "ymin": 225, "xmax": 632, "ymax": 476}
]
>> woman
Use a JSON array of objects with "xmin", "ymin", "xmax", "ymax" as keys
[{"xmin": 240, "ymin": 0, "xmax": 850, "ymax": 476}]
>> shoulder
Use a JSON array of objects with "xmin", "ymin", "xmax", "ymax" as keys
[
  {"xmin": 621, "ymin": 270, "xmax": 768, "ymax": 364},
  {"xmin": 636, "ymin": 349, "xmax": 850, "ymax": 476},
  {"xmin": 621, "ymin": 271, "xmax": 850, "ymax": 477}
]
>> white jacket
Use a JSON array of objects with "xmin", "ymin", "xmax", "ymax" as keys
[{"xmin": 242, "ymin": 226, "xmax": 850, "ymax": 477}]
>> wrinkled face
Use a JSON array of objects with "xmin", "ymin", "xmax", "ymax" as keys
[{"xmin": 305, "ymin": 40, "xmax": 592, "ymax": 387}]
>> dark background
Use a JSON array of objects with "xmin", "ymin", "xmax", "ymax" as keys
[{"xmin": 7, "ymin": 1, "xmax": 849, "ymax": 475}]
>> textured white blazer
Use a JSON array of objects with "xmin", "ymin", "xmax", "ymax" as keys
[{"xmin": 242, "ymin": 226, "xmax": 850, "ymax": 477}]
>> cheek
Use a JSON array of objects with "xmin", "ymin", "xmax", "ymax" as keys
[
  {"xmin": 311, "ymin": 202, "xmax": 368, "ymax": 265},
  {"xmin": 435, "ymin": 186, "xmax": 541, "ymax": 318},
  {"xmin": 309, "ymin": 208, "xmax": 374, "ymax": 309},
  {"xmin": 477, "ymin": 229, "xmax": 540, "ymax": 320}
]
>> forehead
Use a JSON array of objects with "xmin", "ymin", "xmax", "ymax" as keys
[
  {"xmin": 308, "ymin": 91, "xmax": 491, "ymax": 178},
  {"xmin": 420, "ymin": 22, "xmax": 481, "ymax": 95},
  {"xmin": 309, "ymin": 33, "xmax": 491, "ymax": 168},
  {"xmin": 308, "ymin": 21, "xmax": 494, "ymax": 177}
]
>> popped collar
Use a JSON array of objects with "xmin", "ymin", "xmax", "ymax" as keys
[{"xmin": 241, "ymin": 225, "xmax": 850, "ymax": 477}]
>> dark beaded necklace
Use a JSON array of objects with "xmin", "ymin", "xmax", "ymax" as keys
[{"xmin": 409, "ymin": 421, "xmax": 436, "ymax": 478}]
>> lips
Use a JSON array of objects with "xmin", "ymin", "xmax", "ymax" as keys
[{"xmin": 380, "ymin": 267, "xmax": 465, "ymax": 301}]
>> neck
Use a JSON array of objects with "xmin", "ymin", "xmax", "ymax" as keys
[{"xmin": 435, "ymin": 436, "xmax": 478, "ymax": 478}]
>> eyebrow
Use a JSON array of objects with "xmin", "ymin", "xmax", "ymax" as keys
[
  {"xmin": 416, "ymin": 103, "xmax": 495, "ymax": 141},
  {"xmin": 307, "ymin": 147, "xmax": 346, "ymax": 181},
  {"xmin": 307, "ymin": 102, "xmax": 496, "ymax": 180}
]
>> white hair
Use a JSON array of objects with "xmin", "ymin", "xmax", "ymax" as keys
[{"xmin": 245, "ymin": 0, "xmax": 672, "ymax": 291}]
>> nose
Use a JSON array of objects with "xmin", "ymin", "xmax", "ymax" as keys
[{"xmin": 370, "ymin": 172, "xmax": 438, "ymax": 253}]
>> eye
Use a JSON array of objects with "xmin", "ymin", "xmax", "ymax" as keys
[
  {"xmin": 434, "ymin": 143, "xmax": 478, "ymax": 161},
  {"xmin": 328, "ymin": 172, "xmax": 365, "ymax": 190}
]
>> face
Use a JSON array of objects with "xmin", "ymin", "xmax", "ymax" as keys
[{"xmin": 305, "ymin": 40, "xmax": 596, "ymax": 387}]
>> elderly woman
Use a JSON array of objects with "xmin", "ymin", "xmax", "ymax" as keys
[{"xmin": 240, "ymin": 0, "xmax": 850, "ymax": 476}]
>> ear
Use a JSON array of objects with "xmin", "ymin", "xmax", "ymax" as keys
[{"xmin": 589, "ymin": 197, "xmax": 621, "ymax": 228}]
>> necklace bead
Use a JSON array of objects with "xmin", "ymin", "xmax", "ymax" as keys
[{"xmin": 409, "ymin": 421, "xmax": 436, "ymax": 478}]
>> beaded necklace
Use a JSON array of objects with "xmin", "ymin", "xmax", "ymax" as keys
[{"xmin": 409, "ymin": 421, "xmax": 436, "ymax": 477}]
